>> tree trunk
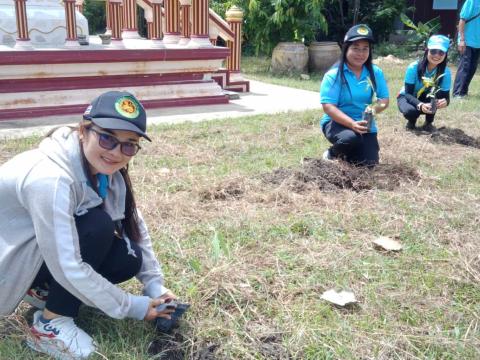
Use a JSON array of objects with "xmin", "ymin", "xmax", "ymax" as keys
[{"xmin": 353, "ymin": 0, "xmax": 360, "ymax": 25}]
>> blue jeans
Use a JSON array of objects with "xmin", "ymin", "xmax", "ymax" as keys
[{"xmin": 322, "ymin": 120, "xmax": 379, "ymax": 167}]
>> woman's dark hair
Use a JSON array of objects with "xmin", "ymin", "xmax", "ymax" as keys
[
  {"xmin": 417, "ymin": 48, "xmax": 448, "ymax": 83},
  {"xmin": 47, "ymin": 123, "xmax": 142, "ymax": 242},
  {"xmin": 335, "ymin": 39, "xmax": 377, "ymax": 96}
]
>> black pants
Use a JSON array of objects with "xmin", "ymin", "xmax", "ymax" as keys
[
  {"xmin": 397, "ymin": 93, "xmax": 435, "ymax": 125},
  {"xmin": 322, "ymin": 120, "xmax": 379, "ymax": 167},
  {"xmin": 453, "ymin": 46, "xmax": 480, "ymax": 96},
  {"xmin": 31, "ymin": 207, "xmax": 143, "ymax": 317}
]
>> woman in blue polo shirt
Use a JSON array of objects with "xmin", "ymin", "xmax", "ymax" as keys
[
  {"xmin": 320, "ymin": 24, "xmax": 389, "ymax": 167},
  {"xmin": 397, "ymin": 35, "xmax": 451, "ymax": 132}
]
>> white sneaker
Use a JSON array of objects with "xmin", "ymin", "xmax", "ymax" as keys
[
  {"xmin": 23, "ymin": 287, "xmax": 49, "ymax": 309},
  {"xmin": 26, "ymin": 310, "xmax": 96, "ymax": 360},
  {"xmin": 322, "ymin": 149, "xmax": 335, "ymax": 162}
]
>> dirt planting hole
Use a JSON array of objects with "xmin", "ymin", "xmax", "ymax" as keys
[
  {"xmin": 263, "ymin": 158, "xmax": 420, "ymax": 192},
  {"xmin": 199, "ymin": 179, "xmax": 245, "ymax": 201},
  {"xmin": 420, "ymin": 127, "xmax": 480, "ymax": 148}
]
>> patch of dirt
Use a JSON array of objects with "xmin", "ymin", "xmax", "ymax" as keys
[
  {"xmin": 262, "ymin": 158, "xmax": 419, "ymax": 192},
  {"xmin": 412, "ymin": 126, "xmax": 480, "ymax": 148},
  {"xmin": 430, "ymin": 127, "xmax": 480, "ymax": 148},
  {"xmin": 199, "ymin": 179, "xmax": 245, "ymax": 201},
  {"xmin": 147, "ymin": 333, "xmax": 185, "ymax": 360},
  {"xmin": 257, "ymin": 334, "xmax": 290, "ymax": 360},
  {"xmin": 193, "ymin": 343, "xmax": 219, "ymax": 360}
]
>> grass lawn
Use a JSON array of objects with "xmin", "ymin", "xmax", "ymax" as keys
[{"xmin": 1, "ymin": 57, "xmax": 480, "ymax": 359}]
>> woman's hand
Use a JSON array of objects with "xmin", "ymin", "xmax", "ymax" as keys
[
  {"xmin": 436, "ymin": 98, "xmax": 448, "ymax": 109},
  {"xmin": 144, "ymin": 291, "xmax": 177, "ymax": 321},
  {"xmin": 351, "ymin": 120, "xmax": 369, "ymax": 134},
  {"xmin": 420, "ymin": 103, "xmax": 434, "ymax": 114}
]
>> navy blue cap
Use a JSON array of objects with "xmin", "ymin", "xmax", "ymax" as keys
[
  {"xmin": 344, "ymin": 24, "xmax": 374, "ymax": 43},
  {"xmin": 83, "ymin": 91, "xmax": 151, "ymax": 141}
]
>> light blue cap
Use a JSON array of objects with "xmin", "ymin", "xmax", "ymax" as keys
[{"xmin": 427, "ymin": 35, "xmax": 450, "ymax": 52}]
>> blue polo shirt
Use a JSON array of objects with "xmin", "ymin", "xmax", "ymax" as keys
[
  {"xmin": 459, "ymin": 0, "xmax": 480, "ymax": 48},
  {"xmin": 399, "ymin": 60, "xmax": 452, "ymax": 96},
  {"xmin": 320, "ymin": 63, "xmax": 389, "ymax": 133}
]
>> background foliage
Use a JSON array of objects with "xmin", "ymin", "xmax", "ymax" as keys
[
  {"xmin": 83, "ymin": 0, "xmax": 106, "ymax": 35},
  {"xmin": 212, "ymin": 0, "xmax": 406, "ymax": 55}
]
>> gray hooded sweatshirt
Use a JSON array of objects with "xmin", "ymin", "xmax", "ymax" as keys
[{"xmin": 0, "ymin": 127, "xmax": 167, "ymax": 319}]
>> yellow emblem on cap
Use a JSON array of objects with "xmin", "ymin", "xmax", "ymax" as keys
[
  {"xmin": 115, "ymin": 96, "xmax": 140, "ymax": 119},
  {"xmin": 357, "ymin": 27, "xmax": 369, "ymax": 36}
]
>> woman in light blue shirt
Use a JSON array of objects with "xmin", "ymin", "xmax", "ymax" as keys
[
  {"xmin": 320, "ymin": 24, "xmax": 389, "ymax": 167},
  {"xmin": 397, "ymin": 35, "xmax": 451, "ymax": 132}
]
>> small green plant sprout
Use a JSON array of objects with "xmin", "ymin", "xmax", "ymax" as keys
[
  {"xmin": 423, "ymin": 73, "xmax": 445, "ymax": 99},
  {"xmin": 422, "ymin": 73, "xmax": 445, "ymax": 113},
  {"xmin": 361, "ymin": 77, "xmax": 387, "ymax": 114}
]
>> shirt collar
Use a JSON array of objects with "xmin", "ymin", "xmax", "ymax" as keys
[{"xmin": 343, "ymin": 63, "xmax": 369, "ymax": 78}]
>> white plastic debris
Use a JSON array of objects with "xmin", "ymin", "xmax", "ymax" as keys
[
  {"xmin": 373, "ymin": 236, "xmax": 403, "ymax": 251},
  {"xmin": 321, "ymin": 289, "xmax": 357, "ymax": 306}
]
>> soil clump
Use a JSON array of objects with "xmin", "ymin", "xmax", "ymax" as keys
[
  {"xmin": 263, "ymin": 158, "xmax": 419, "ymax": 192},
  {"xmin": 417, "ymin": 126, "xmax": 480, "ymax": 148}
]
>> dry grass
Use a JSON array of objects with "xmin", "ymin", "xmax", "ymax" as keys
[{"xmin": 1, "ymin": 61, "xmax": 480, "ymax": 359}]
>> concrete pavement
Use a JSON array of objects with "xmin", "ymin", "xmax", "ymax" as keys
[{"xmin": 0, "ymin": 79, "xmax": 322, "ymax": 139}]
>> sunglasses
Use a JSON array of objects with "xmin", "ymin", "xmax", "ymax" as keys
[
  {"xmin": 88, "ymin": 128, "xmax": 141, "ymax": 156},
  {"xmin": 429, "ymin": 49, "xmax": 445, "ymax": 56}
]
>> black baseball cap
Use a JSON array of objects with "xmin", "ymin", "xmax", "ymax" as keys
[
  {"xmin": 344, "ymin": 24, "xmax": 374, "ymax": 43},
  {"xmin": 83, "ymin": 91, "xmax": 151, "ymax": 141}
]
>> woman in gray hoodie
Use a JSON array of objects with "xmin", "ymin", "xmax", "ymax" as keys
[{"xmin": 0, "ymin": 91, "xmax": 175, "ymax": 359}]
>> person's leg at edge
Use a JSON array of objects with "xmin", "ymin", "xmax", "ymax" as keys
[
  {"xmin": 453, "ymin": 47, "xmax": 474, "ymax": 97},
  {"xmin": 464, "ymin": 48, "xmax": 480, "ymax": 95},
  {"xmin": 397, "ymin": 95, "xmax": 420, "ymax": 130},
  {"xmin": 323, "ymin": 120, "xmax": 363, "ymax": 162}
]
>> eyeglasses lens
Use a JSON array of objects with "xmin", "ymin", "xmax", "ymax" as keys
[
  {"xmin": 96, "ymin": 131, "xmax": 139, "ymax": 156},
  {"xmin": 98, "ymin": 133, "xmax": 118, "ymax": 150},
  {"xmin": 430, "ymin": 49, "xmax": 445, "ymax": 56}
]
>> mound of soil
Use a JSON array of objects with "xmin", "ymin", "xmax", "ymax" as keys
[
  {"xmin": 199, "ymin": 180, "xmax": 244, "ymax": 201},
  {"xmin": 430, "ymin": 127, "xmax": 480, "ymax": 148},
  {"xmin": 263, "ymin": 158, "xmax": 419, "ymax": 192}
]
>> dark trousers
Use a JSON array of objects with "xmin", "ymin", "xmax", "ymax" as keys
[
  {"xmin": 322, "ymin": 120, "xmax": 379, "ymax": 166},
  {"xmin": 31, "ymin": 207, "xmax": 143, "ymax": 317},
  {"xmin": 453, "ymin": 46, "xmax": 480, "ymax": 96},
  {"xmin": 397, "ymin": 93, "xmax": 435, "ymax": 125}
]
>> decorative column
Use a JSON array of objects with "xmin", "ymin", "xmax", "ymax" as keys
[
  {"xmin": 164, "ymin": 0, "xmax": 180, "ymax": 43},
  {"xmin": 226, "ymin": 6, "xmax": 243, "ymax": 74},
  {"xmin": 178, "ymin": 0, "xmax": 191, "ymax": 45},
  {"xmin": 13, "ymin": 0, "xmax": 33, "ymax": 49},
  {"xmin": 105, "ymin": 1, "xmax": 112, "ymax": 35},
  {"xmin": 150, "ymin": 0, "xmax": 165, "ymax": 48},
  {"xmin": 75, "ymin": 0, "xmax": 84, "ymax": 13},
  {"xmin": 64, "ymin": 0, "xmax": 78, "ymax": 47},
  {"xmin": 109, "ymin": 0, "xmax": 125, "ymax": 47},
  {"xmin": 188, "ymin": 0, "xmax": 211, "ymax": 47},
  {"xmin": 122, "ymin": 0, "xmax": 140, "ymax": 38},
  {"xmin": 209, "ymin": 26, "xmax": 218, "ymax": 46}
]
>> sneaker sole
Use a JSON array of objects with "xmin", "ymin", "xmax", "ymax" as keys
[
  {"xmin": 23, "ymin": 294, "xmax": 46, "ymax": 309},
  {"xmin": 26, "ymin": 337, "xmax": 82, "ymax": 360}
]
